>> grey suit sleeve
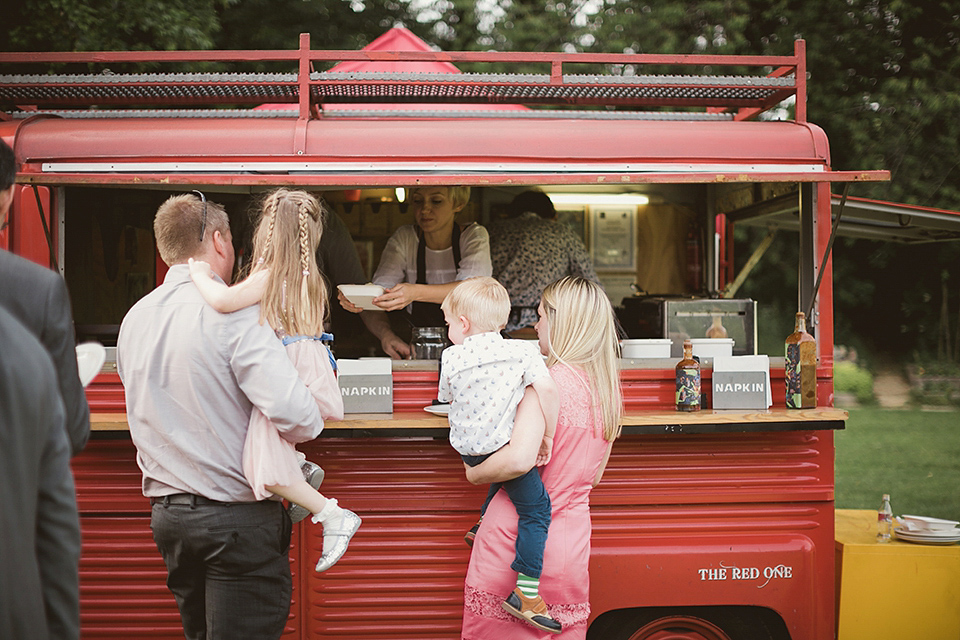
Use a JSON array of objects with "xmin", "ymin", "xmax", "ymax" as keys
[
  {"xmin": 35, "ymin": 397, "xmax": 81, "ymax": 640},
  {"xmin": 39, "ymin": 275, "xmax": 91, "ymax": 455}
]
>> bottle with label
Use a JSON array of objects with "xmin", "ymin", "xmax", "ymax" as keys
[
  {"xmin": 877, "ymin": 493, "xmax": 893, "ymax": 542},
  {"xmin": 785, "ymin": 312, "xmax": 817, "ymax": 409},
  {"xmin": 676, "ymin": 339, "xmax": 701, "ymax": 412}
]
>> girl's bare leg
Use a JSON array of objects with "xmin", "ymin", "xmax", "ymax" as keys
[{"xmin": 266, "ymin": 479, "xmax": 329, "ymax": 515}]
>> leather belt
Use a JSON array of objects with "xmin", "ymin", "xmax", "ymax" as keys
[{"xmin": 150, "ymin": 493, "xmax": 226, "ymax": 507}]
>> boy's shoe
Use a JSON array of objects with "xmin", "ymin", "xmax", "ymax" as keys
[
  {"xmin": 288, "ymin": 460, "xmax": 325, "ymax": 524},
  {"xmin": 464, "ymin": 520, "xmax": 481, "ymax": 547},
  {"xmin": 315, "ymin": 508, "xmax": 362, "ymax": 572},
  {"xmin": 502, "ymin": 587, "xmax": 562, "ymax": 634}
]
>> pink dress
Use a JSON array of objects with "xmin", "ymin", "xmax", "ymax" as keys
[
  {"xmin": 462, "ymin": 364, "xmax": 612, "ymax": 639},
  {"xmin": 243, "ymin": 337, "xmax": 344, "ymax": 499}
]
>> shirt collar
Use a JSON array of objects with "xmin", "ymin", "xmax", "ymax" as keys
[
  {"xmin": 463, "ymin": 331, "xmax": 504, "ymax": 346},
  {"xmin": 164, "ymin": 262, "xmax": 227, "ymax": 286}
]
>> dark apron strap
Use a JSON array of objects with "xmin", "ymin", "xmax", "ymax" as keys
[{"xmin": 411, "ymin": 223, "xmax": 462, "ymax": 327}]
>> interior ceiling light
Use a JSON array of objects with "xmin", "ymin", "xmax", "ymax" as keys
[{"xmin": 545, "ymin": 193, "xmax": 650, "ymax": 206}]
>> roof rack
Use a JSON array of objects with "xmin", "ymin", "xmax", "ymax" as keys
[{"xmin": 0, "ymin": 33, "xmax": 806, "ymax": 122}]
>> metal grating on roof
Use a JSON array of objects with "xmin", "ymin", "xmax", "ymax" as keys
[
  {"xmin": 0, "ymin": 70, "xmax": 792, "ymax": 109},
  {"xmin": 0, "ymin": 73, "xmax": 300, "ymax": 106},
  {"xmin": 6, "ymin": 108, "xmax": 736, "ymax": 121}
]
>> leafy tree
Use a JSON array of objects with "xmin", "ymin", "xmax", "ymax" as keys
[
  {"xmin": 215, "ymin": 0, "xmax": 413, "ymax": 69},
  {"xmin": 3, "ymin": 0, "xmax": 958, "ymax": 358},
  {"xmin": 2, "ymin": 0, "xmax": 415, "ymax": 71},
  {"xmin": 3, "ymin": 0, "xmax": 231, "ymax": 53}
]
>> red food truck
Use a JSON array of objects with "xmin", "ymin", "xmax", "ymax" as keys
[{"xmin": 0, "ymin": 28, "xmax": 893, "ymax": 639}]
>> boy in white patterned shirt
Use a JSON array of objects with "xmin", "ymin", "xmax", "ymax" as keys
[{"xmin": 438, "ymin": 276, "xmax": 562, "ymax": 634}]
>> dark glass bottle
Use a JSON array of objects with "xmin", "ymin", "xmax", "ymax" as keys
[
  {"xmin": 785, "ymin": 312, "xmax": 817, "ymax": 409},
  {"xmin": 675, "ymin": 339, "xmax": 701, "ymax": 412}
]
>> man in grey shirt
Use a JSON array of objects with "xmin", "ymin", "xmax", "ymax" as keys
[{"xmin": 117, "ymin": 192, "xmax": 324, "ymax": 640}]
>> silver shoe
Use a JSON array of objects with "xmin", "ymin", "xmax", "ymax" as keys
[
  {"xmin": 315, "ymin": 508, "xmax": 362, "ymax": 572},
  {"xmin": 288, "ymin": 460, "xmax": 325, "ymax": 524}
]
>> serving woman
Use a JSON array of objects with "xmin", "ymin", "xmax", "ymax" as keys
[{"xmin": 339, "ymin": 186, "xmax": 491, "ymax": 358}]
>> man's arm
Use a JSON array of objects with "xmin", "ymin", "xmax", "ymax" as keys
[
  {"xmin": 36, "ymin": 407, "xmax": 81, "ymax": 640},
  {"xmin": 228, "ymin": 307, "xmax": 324, "ymax": 443},
  {"xmin": 41, "ymin": 274, "xmax": 90, "ymax": 456}
]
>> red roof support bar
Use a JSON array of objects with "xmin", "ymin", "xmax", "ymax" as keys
[
  {"xmin": 298, "ymin": 33, "xmax": 311, "ymax": 122},
  {"xmin": 0, "ymin": 47, "xmax": 805, "ymax": 70},
  {"xmin": 14, "ymin": 170, "xmax": 889, "ymax": 188},
  {"xmin": 795, "ymin": 39, "xmax": 807, "ymax": 123}
]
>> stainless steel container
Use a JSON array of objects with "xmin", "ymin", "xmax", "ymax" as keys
[{"xmin": 621, "ymin": 297, "xmax": 757, "ymax": 357}]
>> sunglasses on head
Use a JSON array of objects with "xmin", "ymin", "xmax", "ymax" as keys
[{"xmin": 192, "ymin": 190, "xmax": 207, "ymax": 243}]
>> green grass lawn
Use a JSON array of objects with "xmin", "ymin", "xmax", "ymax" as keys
[{"xmin": 835, "ymin": 407, "xmax": 960, "ymax": 521}]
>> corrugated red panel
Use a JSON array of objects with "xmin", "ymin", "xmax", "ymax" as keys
[
  {"xmin": 74, "ymin": 440, "xmax": 307, "ymax": 638},
  {"xmin": 85, "ymin": 372, "xmax": 126, "ymax": 412},
  {"xmin": 392, "ymin": 369, "xmax": 441, "ymax": 412},
  {"xmin": 83, "ymin": 367, "xmax": 835, "ymax": 414},
  {"xmin": 74, "ymin": 426, "xmax": 835, "ymax": 638},
  {"xmin": 594, "ymin": 430, "xmax": 834, "ymax": 505},
  {"xmin": 79, "ymin": 516, "xmax": 305, "ymax": 638},
  {"xmin": 294, "ymin": 438, "xmax": 488, "ymax": 639}
]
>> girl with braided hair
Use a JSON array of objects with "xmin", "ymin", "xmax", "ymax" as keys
[{"xmin": 188, "ymin": 188, "xmax": 360, "ymax": 572}]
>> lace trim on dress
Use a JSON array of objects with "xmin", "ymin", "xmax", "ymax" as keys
[
  {"xmin": 551, "ymin": 364, "xmax": 598, "ymax": 434},
  {"xmin": 464, "ymin": 585, "xmax": 590, "ymax": 628}
]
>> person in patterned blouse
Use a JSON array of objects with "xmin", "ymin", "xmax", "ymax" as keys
[{"xmin": 489, "ymin": 190, "xmax": 601, "ymax": 333}]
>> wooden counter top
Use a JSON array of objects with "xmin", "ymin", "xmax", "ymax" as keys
[{"xmin": 92, "ymin": 407, "xmax": 845, "ymax": 435}]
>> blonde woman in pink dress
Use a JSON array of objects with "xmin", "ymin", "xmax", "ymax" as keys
[
  {"xmin": 461, "ymin": 276, "xmax": 622, "ymax": 639},
  {"xmin": 189, "ymin": 188, "xmax": 360, "ymax": 573}
]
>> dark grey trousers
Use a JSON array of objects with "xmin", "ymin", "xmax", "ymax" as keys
[{"xmin": 150, "ymin": 498, "xmax": 292, "ymax": 640}]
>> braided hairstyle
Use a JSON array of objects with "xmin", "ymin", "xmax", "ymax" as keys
[{"xmin": 250, "ymin": 188, "xmax": 328, "ymax": 335}]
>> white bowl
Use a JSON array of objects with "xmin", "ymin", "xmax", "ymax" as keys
[
  {"xmin": 621, "ymin": 338, "xmax": 672, "ymax": 359},
  {"xmin": 338, "ymin": 284, "xmax": 385, "ymax": 311},
  {"xmin": 688, "ymin": 338, "xmax": 735, "ymax": 359},
  {"xmin": 76, "ymin": 342, "xmax": 106, "ymax": 387},
  {"xmin": 901, "ymin": 515, "xmax": 959, "ymax": 532}
]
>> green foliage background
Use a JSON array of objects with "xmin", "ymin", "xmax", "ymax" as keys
[{"xmin": 3, "ymin": 0, "xmax": 959, "ymax": 361}]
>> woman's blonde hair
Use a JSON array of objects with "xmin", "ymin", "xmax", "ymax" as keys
[
  {"xmin": 441, "ymin": 277, "xmax": 510, "ymax": 333},
  {"xmin": 408, "ymin": 185, "xmax": 471, "ymax": 210},
  {"xmin": 250, "ymin": 189, "xmax": 327, "ymax": 335},
  {"xmin": 541, "ymin": 276, "xmax": 622, "ymax": 441}
]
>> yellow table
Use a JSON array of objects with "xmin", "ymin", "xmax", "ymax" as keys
[{"xmin": 835, "ymin": 509, "xmax": 960, "ymax": 640}]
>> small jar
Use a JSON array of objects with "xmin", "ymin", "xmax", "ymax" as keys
[{"xmin": 411, "ymin": 327, "xmax": 449, "ymax": 360}]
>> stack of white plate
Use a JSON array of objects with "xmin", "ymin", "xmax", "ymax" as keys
[{"xmin": 894, "ymin": 515, "xmax": 960, "ymax": 545}]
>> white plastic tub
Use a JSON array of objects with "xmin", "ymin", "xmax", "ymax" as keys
[
  {"xmin": 621, "ymin": 338, "xmax": 672, "ymax": 359},
  {"xmin": 688, "ymin": 338, "xmax": 735, "ymax": 359}
]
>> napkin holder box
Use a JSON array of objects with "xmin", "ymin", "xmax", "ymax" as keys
[{"xmin": 337, "ymin": 358, "xmax": 393, "ymax": 413}]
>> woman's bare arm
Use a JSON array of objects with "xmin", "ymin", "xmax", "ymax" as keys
[{"xmin": 464, "ymin": 387, "xmax": 545, "ymax": 485}]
